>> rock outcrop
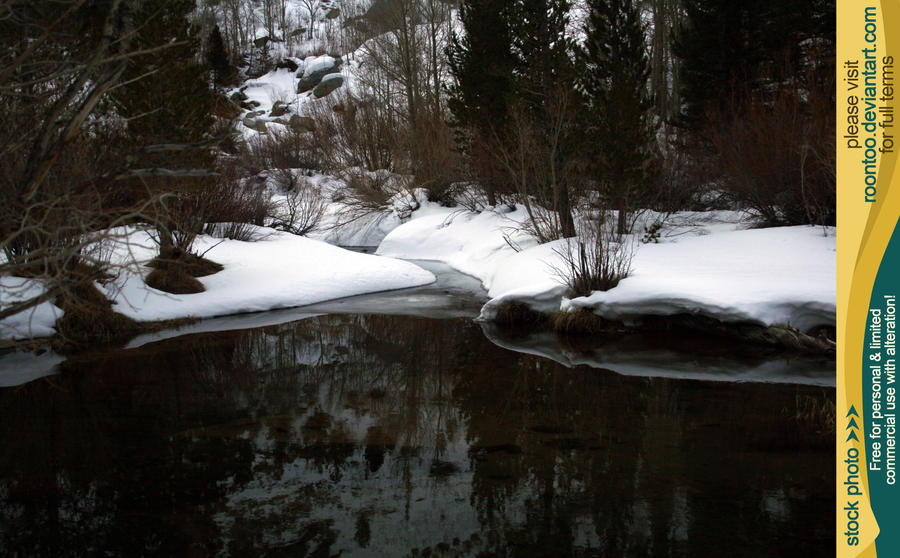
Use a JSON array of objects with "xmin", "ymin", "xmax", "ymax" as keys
[
  {"xmin": 313, "ymin": 73, "xmax": 344, "ymax": 98},
  {"xmin": 297, "ymin": 55, "xmax": 343, "ymax": 93}
]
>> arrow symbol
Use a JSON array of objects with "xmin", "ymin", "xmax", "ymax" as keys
[
  {"xmin": 847, "ymin": 406, "xmax": 859, "ymax": 418},
  {"xmin": 848, "ymin": 430, "xmax": 860, "ymax": 442},
  {"xmin": 848, "ymin": 417, "xmax": 859, "ymax": 430}
]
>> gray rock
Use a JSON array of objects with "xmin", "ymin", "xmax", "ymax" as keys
[
  {"xmin": 325, "ymin": 7, "xmax": 340, "ymax": 18},
  {"xmin": 254, "ymin": 35, "xmax": 283, "ymax": 48},
  {"xmin": 313, "ymin": 73, "xmax": 344, "ymax": 98},
  {"xmin": 242, "ymin": 116, "xmax": 268, "ymax": 134},
  {"xmin": 275, "ymin": 59, "xmax": 299, "ymax": 72},
  {"xmin": 288, "ymin": 114, "xmax": 316, "ymax": 133},
  {"xmin": 270, "ymin": 101, "xmax": 291, "ymax": 117},
  {"xmin": 297, "ymin": 57, "xmax": 342, "ymax": 93},
  {"xmin": 229, "ymin": 90, "xmax": 248, "ymax": 103}
]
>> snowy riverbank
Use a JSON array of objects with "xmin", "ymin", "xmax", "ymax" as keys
[
  {"xmin": 378, "ymin": 207, "xmax": 836, "ymax": 332},
  {"xmin": 1, "ymin": 203, "xmax": 835, "ymax": 343},
  {"xmin": 1, "ymin": 228, "xmax": 435, "ymax": 340}
]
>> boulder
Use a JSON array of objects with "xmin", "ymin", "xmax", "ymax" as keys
[
  {"xmin": 240, "ymin": 99, "xmax": 261, "ymax": 110},
  {"xmin": 275, "ymin": 59, "xmax": 299, "ymax": 72},
  {"xmin": 253, "ymin": 35, "xmax": 283, "ymax": 48},
  {"xmin": 270, "ymin": 101, "xmax": 291, "ymax": 117},
  {"xmin": 325, "ymin": 7, "xmax": 340, "ymax": 18},
  {"xmin": 288, "ymin": 114, "xmax": 316, "ymax": 133},
  {"xmin": 229, "ymin": 90, "xmax": 248, "ymax": 103},
  {"xmin": 297, "ymin": 56, "xmax": 342, "ymax": 93},
  {"xmin": 313, "ymin": 73, "xmax": 344, "ymax": 98},
  {"xmin": 242, "ymin": 116, "xmax": 268, "ymax": 134}
]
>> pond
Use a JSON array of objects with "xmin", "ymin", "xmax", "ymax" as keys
[{"xmin": 0, "ymin": 262, "xmax": 834, "ymax": 557}]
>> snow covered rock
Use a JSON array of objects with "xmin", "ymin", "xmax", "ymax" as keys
[
  {"xmin": 313, "ymin": 73, "xmax": 344, "ymax": 98},
  {"xmin": 269, "ymin": 101, "xmax": 291, "ymax": 117},
  {"xmin": 297, "ymin": 55, "xmax": 342, "ymax": 93},
  {"xmin": 242, "ymin": 115, "xmax": 267, "ymax": 133}
]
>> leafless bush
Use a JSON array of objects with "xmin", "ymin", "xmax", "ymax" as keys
[
  {"xmin": 551, "ymin": 216, "xmax": 634, "ymax": 297},
  {"xmin": 269, "ymin": 169, "xmax": 328, "ymax": 235},
  {"xmin": 493, "ymin": 97, "xmax": 581, "ymax": 242},
  {"xmin": 308, "ymin": 89, "xmax": 399, "ymax": 171},
  {"xmin": 407, "ymin": 113, "xmax": 464, "ymax": 204},
  {"xmin": 706, "ymin": 52, "xmax": 835, "ymax": 226},
  {"xmin": 193, "ymin": 160, "xmax": 273, "ymax": 240},
  {"xmin": 237, "ymin": 127, "xmax": 323, "ymax": 174}
]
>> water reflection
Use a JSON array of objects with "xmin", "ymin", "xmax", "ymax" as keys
[{"xmin": 0, "ymin": 314, "xmax": 833, "ymax": 557}]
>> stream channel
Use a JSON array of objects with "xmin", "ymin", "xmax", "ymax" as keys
[{"xmin": 0, "ymin": 259, "xmax": 835, "ymax": 557}]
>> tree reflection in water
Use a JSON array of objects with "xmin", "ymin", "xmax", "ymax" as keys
[{"xmin": 0, "ymin": 314, "xmax": 833, "ymax": 557}]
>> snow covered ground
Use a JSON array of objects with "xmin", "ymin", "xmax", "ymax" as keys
[
  {"xmin": 104, "ymin": 228, "xmax": 434, "ymax": 322},
  {"xmin": 0, "ymin": 227, "xmax": 435, "ymax": 340},
  {"xmin": 378, "ymin": 207, "xmax": 836, "ymax": 331},
  {"xmin": 0, "ymin": 277, "xmax": 62, "ymax": 340}
]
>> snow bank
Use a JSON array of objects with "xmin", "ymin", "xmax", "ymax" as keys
[
  {"xmin": 0, "ymin": 277, "xmax": 61, "ymax": 339},
  {"xmin": 563, "ymin": 225, "xmax": 835, "ymax": 331},
  {"xmin": 240, "ymin": 68, "xmax": 298, "ymax": 114},
  {"xmin": 106, "ymin": 229, "xmax": 435, "ymax": 322},
  {"xmin": 378, "ymin": 207, "xmax": 835, "ymax": 330}
]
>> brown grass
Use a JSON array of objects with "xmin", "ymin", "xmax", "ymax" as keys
[
  {"xmin": 145, "ymin": 268, "xmax": 205, "ymax": 294},
  {"xmin": 491, "ymin": 301, "xmax": 550, "ymax": 329},
  {"xmin": 53, "ymin": 281, "xmax": 141, "ymax": 353},
  {"xmin": 145, "ymin": 247, "xmax": 223, "ymax": 294},
  {"xmin": 551, "ymin": 310, "xmax": 611, "ymax": 336},
  {"xmin": 147, "ymin": 247, "xmax": 223, "ymax": 277}
]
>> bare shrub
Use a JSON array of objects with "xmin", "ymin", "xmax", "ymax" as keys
[
  {"xmin": 309, "ymin": 89, "xmax": 399, "ymax": 171},
  {"xmin": 269, "ymin": 169, "xmax": 328, "ymax": 236},
  {"xmin": 706, "ymin": 51, "xmax": 835, "ymax": 226},
  {"xmin": 551, "ymin": 216, "xmax": 634, "ymax": 298},
  {"xmin": 493, "ymin": 97, "xmax": 581, "ymax": 242},
  {"xmin": 407, "ymin": 113, "xmax": 463, "ymax": 205},
  {"xmin": 237, "ymin": 127, "xmax": 323, "ymax": 174}
]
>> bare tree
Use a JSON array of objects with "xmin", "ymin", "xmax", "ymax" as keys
[
  {"xmin": 300, "ymin": 0, "xmax": 322, "ymax": 40},
  {"xmin": 0, "ymin": 1, "xmax": 218, "ymax": 343}
]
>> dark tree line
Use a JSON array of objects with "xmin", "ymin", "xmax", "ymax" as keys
[{"xmin": 448, "ymin": 0, "xmax": 836, "ymax": 234}]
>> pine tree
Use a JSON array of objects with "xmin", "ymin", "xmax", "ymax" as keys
[
  {"xmin": 580, "ymin": 0, "xmax": 657, "ymax": 234},
  {"xmin": 447, "ymin": 0, "xmax": 517, "ymax": 205},
  {"xmin": 676, "ymin": 0, "xmax": 833, "ymax": 127},
  {"xmin": 509, "ymin": 0, "xmax": 578, "ymax": 238},
  {"xmin": 206, "ymin": 24, "xmax": 233, "ymax": 89},
  {"xmin": 113, "ymin": 0, "xmax": 216, "ymax": 259}
]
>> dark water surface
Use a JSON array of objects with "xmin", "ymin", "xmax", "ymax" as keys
[{"xmin": 0, "ymin": 311, "xmax": 834, "ymax": 558}]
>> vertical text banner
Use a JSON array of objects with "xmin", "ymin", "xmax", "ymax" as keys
[{"xmin": 838, "ymin": 2, "xmax": 900, "ymax": 557}]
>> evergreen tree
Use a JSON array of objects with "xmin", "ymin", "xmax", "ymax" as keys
[
  {"xmin": 509, "ymin": 0, "xmax": 578, "ymax": 237},
  {"xmin": 676, "ymin": 0, "xmax": 833, "ymax": 127},
  {"xmin": 510, "ymin": 0, "xmax": 575, "ymax": 113},
  {"xmin": 580, "ymin": 0, "xmax": 656, "ymax": 234},
  {"xmin": 206, "ymin": 24, "xmax": 234, "ymax": 89},
  {"xmin": 113, "ymin": 0, "xmax": 216, "ymax": 258},
  {"xmin": 447, "ymin": 0, "xmax": 517, "ymax": 206}
]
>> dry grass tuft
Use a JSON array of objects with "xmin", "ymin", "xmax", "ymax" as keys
[
  {"xmin": 551, "ymin": 310, "xmax": 611, "ymax": 336},
  {"xmin": 491, "ymin": 301, "xmax": 550, "ymax": 329}
]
